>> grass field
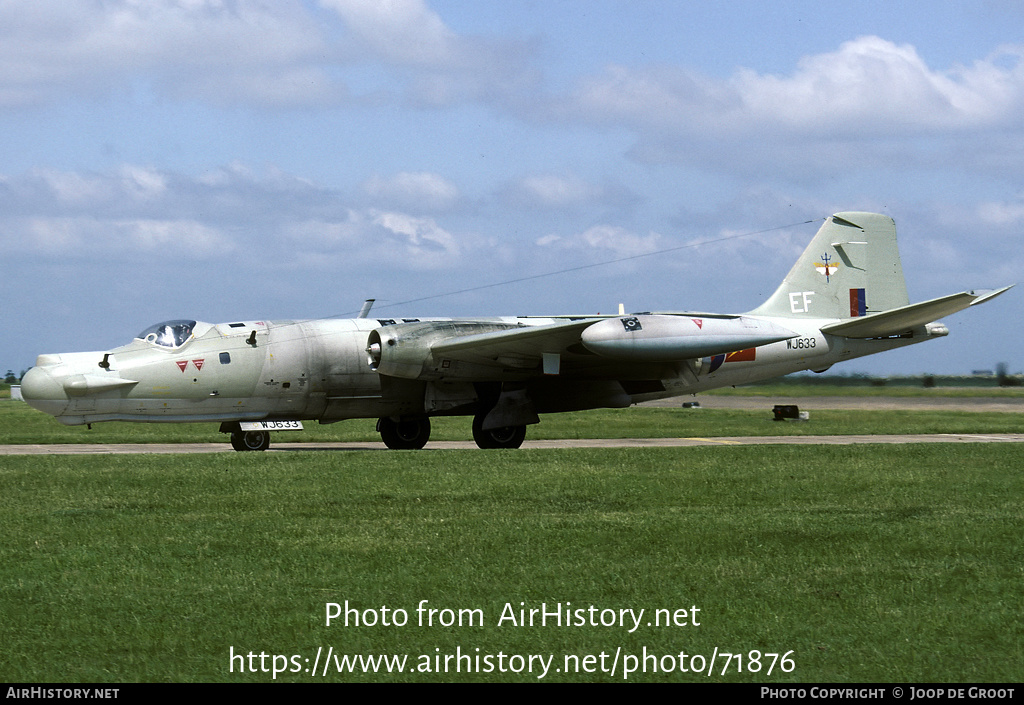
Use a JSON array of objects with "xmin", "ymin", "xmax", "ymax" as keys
[
  {"xmin": 1, "ymin": 443, "xmax": 1022, "ymax": 683},
  {"xmin": 2, "ymin": 389, "xmax": 1022, "ymax": 682}
]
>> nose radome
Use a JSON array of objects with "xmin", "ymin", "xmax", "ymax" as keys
[{"xmin": 20, "ymin": 365, "xmax": 70, "ymax": 417}]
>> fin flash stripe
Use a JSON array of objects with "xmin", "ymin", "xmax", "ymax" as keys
[{"xmin": 850, "ymin": 288, "xmax": 867, "ymax": 317}]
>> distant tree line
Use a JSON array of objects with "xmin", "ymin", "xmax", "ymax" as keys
[{"xmin": 997, "ymin": 363, "xmax": 1021, "ymax": 387}]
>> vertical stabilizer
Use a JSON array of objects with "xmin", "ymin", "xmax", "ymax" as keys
[{"xmin": 749, "ymin": 212, "xmax": 909, "ymax": 320}]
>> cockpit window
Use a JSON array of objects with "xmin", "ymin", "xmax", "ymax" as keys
[{"xmin": 137, "ymin": 320, "xmax": 197, "ymax": 348}]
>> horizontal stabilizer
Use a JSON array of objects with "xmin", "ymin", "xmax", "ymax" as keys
[{"xmin": 821, "ymin": 286, "xmax": 1013, "ymax": 338}]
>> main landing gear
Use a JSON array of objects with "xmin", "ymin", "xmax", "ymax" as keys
[
  {"xmin": 377, "ymin": 416, "xmax": 431, "ymax": 450},
  {"xmin": 375, "ymin": 415, "xmax": 528, "ymax": 449},
  {"xmin": 471, "ymin": 415, "xmax": 526, "ymax": 449}
]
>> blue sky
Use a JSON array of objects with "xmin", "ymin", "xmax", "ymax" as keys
[{"xmin": 3, "ymin": 1, "xmax": 1022, "ymax": 377}]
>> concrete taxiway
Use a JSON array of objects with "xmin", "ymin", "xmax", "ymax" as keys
[
  {"xmin": 2, "ymin": 433, "xmax": 1023, "ymax": 455},
  {"xmin": 641, "ymin": 395, "xmax": 1024, "ymax": 412}
]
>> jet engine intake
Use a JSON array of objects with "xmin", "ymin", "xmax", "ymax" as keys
[
  {"xmin": 366, "ymin": 321, "xmax": 518, "ymax": 380},
  {"xmin": 366, "ymin": 327, "xmax": 429, "ymax": 379}
]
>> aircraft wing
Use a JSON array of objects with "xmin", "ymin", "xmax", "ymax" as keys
[
  {"xmin": 432, "ymin": 312, "xmax": 760, "ymax": 364},
  {"xmin": 431, "ymin": 319, "xmax": 596, "ymax": 361},
  {"xmin": 821, "ymin": 286, "xmax": 1013, "ymax": 338},
  {"xmin": 368, "ymin": 318, "xmax": 610, "ymax": 381},
  {"xmin": 427, "ymin": 318, "xmax": 614, "ymax": 379},
  {"xmin": 369, "ymin": 312, "xmax": 796, "ymax": 382}
]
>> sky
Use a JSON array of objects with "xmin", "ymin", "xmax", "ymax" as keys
[{"xmin": 3, "ymin": 0, "xmax": 1022, "ymax": 377}]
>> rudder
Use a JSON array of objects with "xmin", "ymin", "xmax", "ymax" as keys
[{"xmin": 749, "ymin": 212, "xmax": 909, "ymax": 320}]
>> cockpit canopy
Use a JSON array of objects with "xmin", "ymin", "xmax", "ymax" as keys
[{"xmin": 136, "ymin": 320, "xmax": 197, "ymax": 348}]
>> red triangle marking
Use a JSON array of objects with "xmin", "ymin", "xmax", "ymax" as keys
[{"xmin": 175, "ymin": 361, "xmax": 188, "ymax": 372}]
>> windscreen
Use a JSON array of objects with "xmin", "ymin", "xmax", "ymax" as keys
[{"xmin": 136, "ymin": 320, "xmax": 197, "ymax": 348}]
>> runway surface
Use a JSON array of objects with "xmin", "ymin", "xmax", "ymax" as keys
[
  {"xmin": 3, "ymin": 395, "xmax": 1021, "ymax": 455},
  {"xmin": 3, "ymin": 434, "xmax": 1024, "ymax": 455},
  {"xmin": 640, "ymin": 395, "xmax": 1024, "ymax": 412}
]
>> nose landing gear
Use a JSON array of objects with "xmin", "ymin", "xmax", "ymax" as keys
[{"xmin": 230, "ymin": 429, "xmax": 270, "ymax": 451}]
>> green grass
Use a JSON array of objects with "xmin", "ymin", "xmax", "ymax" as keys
[
  {"xmin": 1, "ymin": 445, "xmax": 1021, "ymax": 682},
  {"xmin": 2, "ymin": 398, "xmax": 1022, "ymax": 445}
]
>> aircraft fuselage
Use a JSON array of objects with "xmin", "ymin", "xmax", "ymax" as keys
[{"xmin": 20, "ymin": 314, "xmax": 944, "ymax": 428}]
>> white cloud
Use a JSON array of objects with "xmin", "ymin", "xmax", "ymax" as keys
[
  {"xmin": 732, "ymin": 37, "xmax": 1024, "ymax": 135},
  {"xmin": 119, "ymin": 165, "xmax": 168, "ymax": 200},
  {"xmin": 286, "ymin": 214, "xmax": 362, "ymax": 250},
  {"xmin": 570, "ymin": 36, "xmax": 1024, "ymax": 140},
  {"xmin": 0, "ymin": 0, "xmax": 539, "ymax": 109},
  {"xmin": 2, "ymin": 163, "xmax": 483, "ymax": 272},
  {"xmin": 285, "ymin": 209, "xmax": 465, "ymax": 271},
  {"xmin": 579, "ymin": 225, "xmax": 661, "ymax": 256},
  {"xmin": 117, "ymin": 218, "xmax": 228, "ymax": 254},
  {"xmin": 0, "ymin": 0, "xmax": 338, "ymax": 107},
  {"xmin": 25, "ymin": 217, "xmax": 83, "ymax": 253},
  {"xmin": 363, "ymin": 172, "xmax": 459, "ymax": 211},
  {"xmin": 16, "ymin": 216, "xmax": 232, "ymax": 258},
  {"xmin": 30, "ymin": 170, "xmax": 113, "ymax": 205},
  {"xmin": 517, "ymin": 175, "xmax": 601, "ymax": 208},
  {"xmin": 321, "ymin": 0, "xmax": 455, "ymax": 66},
  {"xmin": 501, "ymin": 174, "xmax": 641, "ymax": 216},
  {"xmin": 977, "ymin": 198, "xmax": 1024, "ymax": 226},
  {"xmin": 536, "ymin": 224, "xmax": 663, "ymax": 258},
  {"xmin": 23, "ymin": 166, "xmax": 166, "ymax": 208},
  {"xmin": 371, "ymin": 210, "xmax": 461, "ymax": 263},
  {"xmin": 315, "ymin": 0, "xmax": 542, "ymax": 107}
]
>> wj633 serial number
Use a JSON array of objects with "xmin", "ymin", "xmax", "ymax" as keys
[
  {"xmin": 786, "ymin": 337, "xmax": 817, "ymax": 350},
  {"xmin": 240, "ymin": 420, "xmax": 304, "ymax": 431}
]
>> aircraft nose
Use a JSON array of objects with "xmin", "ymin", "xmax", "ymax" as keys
[{"xmin": 20, "ymin": 365, "xmax": 70, "ymax": 417}]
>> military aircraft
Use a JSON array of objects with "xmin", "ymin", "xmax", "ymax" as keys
[{"xmin": 21, "ymin": 212, "xmax": 1011, "ymax": 451}]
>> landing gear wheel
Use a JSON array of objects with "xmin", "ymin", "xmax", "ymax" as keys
[
  {"xmin": 378, "ymin": 417, "xmax": 431, "ymax": 450},
  {"xmin": 230, "ymin": 430, "xmax": 270, "ymax": 451},
  {"xmin": 472, "ymin": 415, "xmax": 527, "ymax": 449}
]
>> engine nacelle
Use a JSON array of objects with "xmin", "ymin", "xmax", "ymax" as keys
[
  {"xmin": 366, "ymin": 321, "xmax": 520, "ymax": 380},
  {"xmin": 580, "ymin": 315, "xmax": 797, "ymax": 361},
  {"xmin": 366, "ymin": 325, "xmax": 433, "ymax": 379}
]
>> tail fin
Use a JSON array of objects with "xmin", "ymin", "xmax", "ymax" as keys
[{"xmin": 749, "ymin": 212, "xmax": 909, "ymax": 320}]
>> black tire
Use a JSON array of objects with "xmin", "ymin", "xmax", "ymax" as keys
[
  {"xmin": 472, "ymin": 415, "xmax": 526, "ymax": 449},
  {"xmin": 378, "ymin": 417, "xmax": 431, "ymax": 450},
  {"xmin": 231, "ymin": 430, "xmax": 270, "ymax": 451}
]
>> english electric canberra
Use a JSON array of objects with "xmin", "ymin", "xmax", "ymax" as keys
[{"xmin": 21, "ymin": 213, "xmax": 1011, "ymax": 450}]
